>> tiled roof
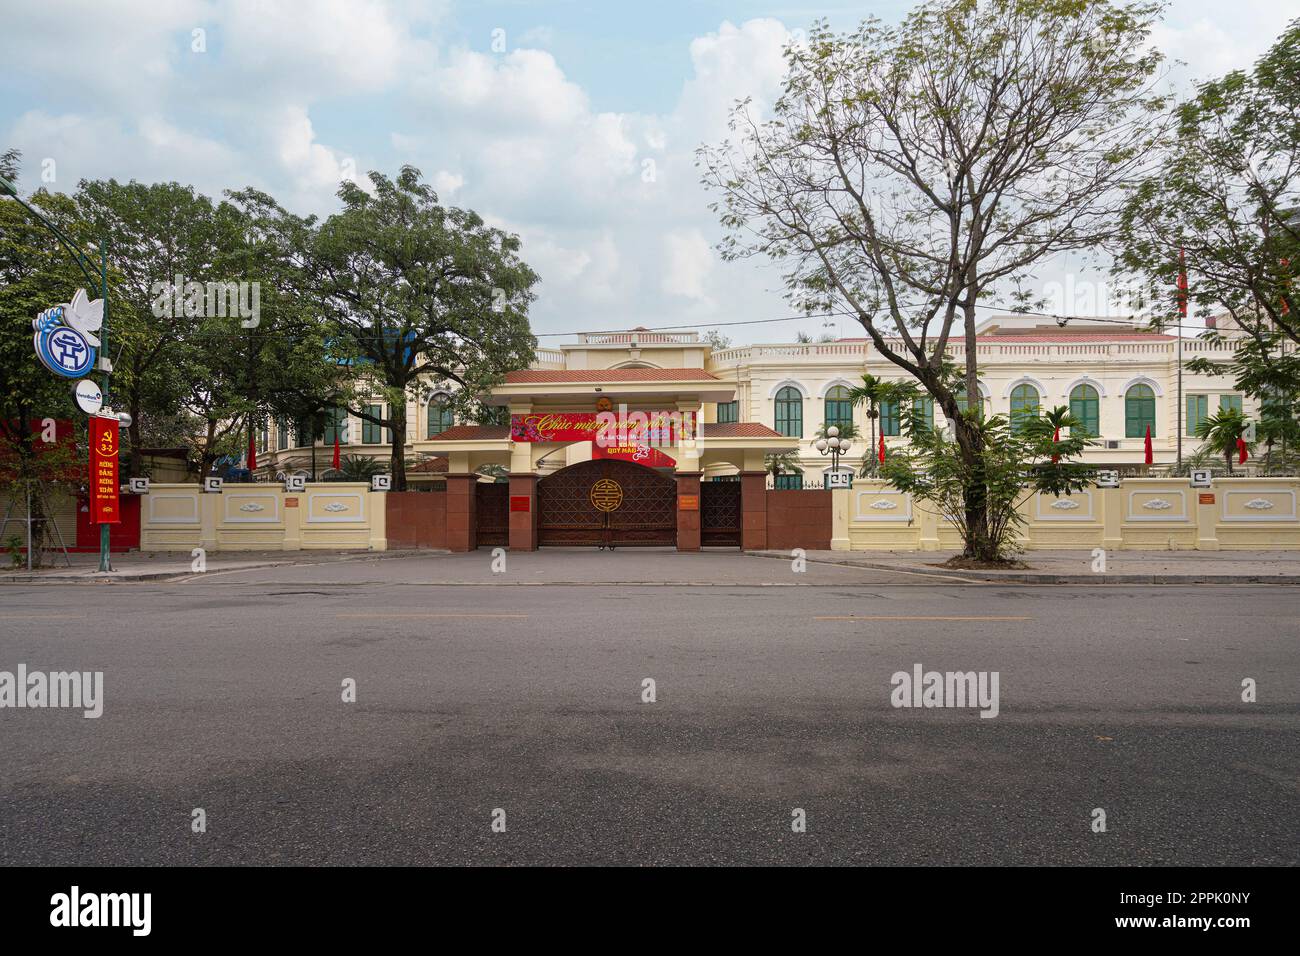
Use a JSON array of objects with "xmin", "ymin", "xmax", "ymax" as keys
[
  {"xmin": 504, "ymin": 368, "xmax": 719, "ymax": 384},
  {"xmin": 703, "ymin": 422, "xmax": 786, "ymax": 438},
  {"xmin": 424, "ymin": 425, "xmax": 511, "ymax": 442},
  {"xmin": 407, "ymin": 457, "xmax": 449, "ymax": 473}
]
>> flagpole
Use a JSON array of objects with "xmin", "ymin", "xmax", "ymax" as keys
[
  {"xmin": 1176, "ymin": 327, "xmax": 1183, "ymax": 470},
  {"xmin": 1176, "ymin": 248, "xmax": 1187, "ymax": 472}
]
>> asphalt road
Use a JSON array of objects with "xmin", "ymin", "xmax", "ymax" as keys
[{"xmin": 1, "ymin": 555, "xmax": 1296, "ymax": 865}]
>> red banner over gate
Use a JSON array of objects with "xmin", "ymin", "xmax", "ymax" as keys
[
  {"xmin": 89, "ymin": 416, "xmax": 121, "ymax": 524},
  {"xmin": 510, "ymin": 411, "xmax": 695, "ymax": 444}
]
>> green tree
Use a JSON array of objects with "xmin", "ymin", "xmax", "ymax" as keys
[
  {"xmin": 1195, "ymin": 406, "xmax": 1252, "ymax": 476},
  {"xmin": 700, "ymin": 0, "xmax": 1167, "ymax": 561},
  {"xmin": 0, "ymin": 153, "xmax": 93, "ymax": 564},
  {"xmin": 281, "ymin": 166, "xmax": 539, "ymax": 490},
  {"xmin": 882, "ymin": 404, "xmax": 1096, "ymax": 564},
  {"xmin": 1118, "ymin": 17, "xmax": 1299, "ymax": 405}
]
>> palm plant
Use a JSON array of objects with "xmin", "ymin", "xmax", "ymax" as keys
[
  {"xmin": 331, "ymin": 454, "xmax": 387, "ymax": 482},
  {"xmin": 764, "ymin": 451, "xmax": 804, "ymax": 477},
  {"xmin": 847, "ymin": 373, "xmax": 887, "ymax": 473},
  {"xmin": 848, "ymin": 375, "xmax": 917, "ymax": 475},
  {"xmin": 1195, "ymin": 407, "xmax": 1252, "ymax": 476}
]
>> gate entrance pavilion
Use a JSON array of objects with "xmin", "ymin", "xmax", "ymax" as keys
[{"xmin": 425, "ymin": 363, "xmax": 797, "ymax": 552}]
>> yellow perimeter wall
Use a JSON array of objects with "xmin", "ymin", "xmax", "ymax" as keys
[
  {"xmin": 833, "ymin": 478, "xmax": 1300, "ymax": 552},
  {"xmin": 139, "ymin": 483, "xmax": 386, "ymax": 552}
]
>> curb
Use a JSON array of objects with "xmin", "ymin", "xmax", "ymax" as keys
[
  {"xmin": 746, "ymin": 551, "xmax": 1300, "ymax": 585},
  {"xmin": 0, "ymin": 549, "xmax": 436, "ymax": 584}
]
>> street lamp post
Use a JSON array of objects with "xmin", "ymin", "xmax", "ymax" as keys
[
  {"xmin": 814, "ymin": 426, "xmax": 852, "ymax": 487},
  {"xmin": 1, "ymin": 176, "xmax": 114, "ymax": 571}
]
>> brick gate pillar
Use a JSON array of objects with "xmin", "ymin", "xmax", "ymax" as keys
[
  {"xmin": 508, "ymin": 473, "xmax": 538, "ymax": 551},
  {"xmin": 740, "ymin": 471, "xmax": 768, "ymax": 551},
  {"xmin": 445, "ymin": 474, "xmax": 478, "ymax": 552},
  {"xmin": 676, "ymin": 472, "xmax": 701, "ymax": 552}
]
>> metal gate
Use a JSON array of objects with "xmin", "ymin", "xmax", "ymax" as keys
[
  {"xmin": 475, "ymin": 483, "xmax": 510, "ymax": 547},
  {"xmin": 537, "ymin": 459, "xmax": 676, "ymax": 547},
  {"xmin": 700, "ymin": 479, "xmax": 742, "ymax": 548}
]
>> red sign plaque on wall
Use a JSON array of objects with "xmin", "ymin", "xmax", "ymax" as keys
[
  {"xmin": 89, "ymin": 415, "xmax": 121, "ymax": 524},
  {"xmin": 510, "ymin": 495, "xmax": 531, "ymax": 512},
  {"xmin": 591, "ymin": 441, "xmax": 676, "ymax": 468}
]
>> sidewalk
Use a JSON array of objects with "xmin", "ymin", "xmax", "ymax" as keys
[
  {"xmin": 750, "ymin": 548, "xmax": 1300, "ymax": 584},
  {"xmin": 0, "ymin": 548, "xmax": 430, "ymax": 584}
]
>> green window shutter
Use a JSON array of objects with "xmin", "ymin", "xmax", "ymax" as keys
[
  {"xmin": 1069, "ymin": 385, "xmax": 1099, "ymax": 437},
  {"xmin": 1125, "ymin": 385, "xmax": 1155, "ymax": 438},
  {"xmin": 1010, "ymin": 384, "xmax": 1040, "ymax": 434},
  {"xmin": 824, "ymin": 386, "xmax": 853, "ymax": 429},
  {"xmin": 912, "ymin": 397, "xmax": 934, "ymax": 429},
  {"xmin": 1219, "ymin": 394, "xmax": 1242, "ymax": 414},
  {"xmin": 775, "ymin": 387, "xmax": 803, "ymax": 438},
  {"xmin": 717, "ymin": 401, "xmax": 738, "ymax": 424},
  {"xmin": 1187, "ymin": 394, "xmax": 1207, "ymax": 436},
  {"xmin": 879, "ymin": 399, "xmax": 900, "ymax": 436}
]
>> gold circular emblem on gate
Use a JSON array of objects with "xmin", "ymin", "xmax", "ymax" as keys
[{"xmin": 590, "ymin": 478, "xmax": 623, "ymax": 512}]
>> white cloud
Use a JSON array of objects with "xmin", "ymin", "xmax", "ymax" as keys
[{"xmin": 3, "ymin": 2, "xmax": 1287, "ymax": 341}]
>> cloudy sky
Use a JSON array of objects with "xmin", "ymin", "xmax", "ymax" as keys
[{"xmin": 2, "ymin": 1, "xmax": 1290, "ymax": 343}]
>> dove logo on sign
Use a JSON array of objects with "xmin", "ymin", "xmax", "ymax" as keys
[{"xmin": 33, "ymin": 289, "xmax": 100, "ymax": 378}]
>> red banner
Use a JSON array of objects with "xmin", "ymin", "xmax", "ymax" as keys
[
  {"xmin": 89, "ymin": 416, "xmax": 121, "ymax": 524},
  {"xmin": 591, "ymin": 441, "xmax": 676, "ymax": 467},
  {"xmin": 510, "ymin": 411, "xmax": 695, "ymax": 444}
]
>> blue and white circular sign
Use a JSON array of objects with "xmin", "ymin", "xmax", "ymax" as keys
[{"xmin": 32, "ymin": 298, "xmax": 98, "ymax": 378}]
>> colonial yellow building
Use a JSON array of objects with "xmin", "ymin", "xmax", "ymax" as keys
[{"xmin": 256, "ymin": 313, "xmax": 1261, "ymax": 487}]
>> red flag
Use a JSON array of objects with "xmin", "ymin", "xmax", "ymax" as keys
[
  {"xmin": 1177, "ymin": 248, "xmax": 1188, "ymax": 319},
  {"xmin": 1051, "ymin": 426, "xmax": 1060, "ymax": 464},
  {"xmin": 247, "ymin": 433, "xmax": 257, "ymax": 472},
  {"xmin": 1144, "ymin": 425, "xmax": 1153, "ymax": 465},
  {"xmin": 332, "ymin": 434, "xmax": 341, "ymax": 470},
  {"xmin": 878, "ymin": 434, "xmax": 886, "ymax": 463},
  {"xmin": 1237, "ymin": 437, "xmax": 1248, "ymax": 464}
]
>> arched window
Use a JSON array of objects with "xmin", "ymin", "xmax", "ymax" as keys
[
  {"xmin": 1069, "ymin": 384, "xmax": 1100, "ymax": 437},
  {"xmin": 1125, "ymin": 384, "xmax": 1156, "ymax": 438},
  {"xmin": 1009, "ymin": 384, "xmax": 1040, "ymax": 434},
  {"xmin": 775, "ymin": 386, "xmax": 803, "ymax": 437},
  {"xmin": 427, "ymin": 399, "xmax": 454, "ymax": 438},
  {"xmin": 955, "ymin": 385, "xmax": 984, "ymax": 416},
  {"xmin": 824, "ymin": 386, "xmax": 853, "ymax": 430}
]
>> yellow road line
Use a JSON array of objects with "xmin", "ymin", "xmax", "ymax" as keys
[
  {"xmin": 336, "ymin": 612, "xmax": 529, "ymax": 619},
  {"xmin": 814, "ymin": 615, "xmax": 1032, "ymax": 621}
]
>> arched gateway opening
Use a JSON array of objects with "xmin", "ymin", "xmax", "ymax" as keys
[{"xmin": 537, "ymin": 459, "xmax": 676, "ymax": 547}]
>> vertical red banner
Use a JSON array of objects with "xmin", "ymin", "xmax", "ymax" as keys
[{"xmin": 89, "ymin": 416, "xmax": 121, "ymax": 524}]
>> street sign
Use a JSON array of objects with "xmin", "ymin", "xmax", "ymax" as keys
[
  {"xmin": 74, "ymin": 379, "xmax": 103, "ymax": 414},
  {"xmin": 89, "ymin": 416, "xmax": 121, "ymax": 524},
  {"xmin": 32, "ymin": 290, "xmax": 103, "ymax": 379}
]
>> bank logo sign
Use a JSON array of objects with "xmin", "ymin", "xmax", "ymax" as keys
[{"xmin": 33, "ymin": 289, "xmax": 103, "ymax": 378}]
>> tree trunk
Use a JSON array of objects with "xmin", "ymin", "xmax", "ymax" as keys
[
  {"xmin": 960, "ymin": 300, "xmax": 993, "ymax": 560},
  {"xmin": 1225, "ymin": 448, "xmax": 1233, "ymax": 476},
  {"xmin": 390, "ymin": 408, "xmax": 408, "ymax": 491}
]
